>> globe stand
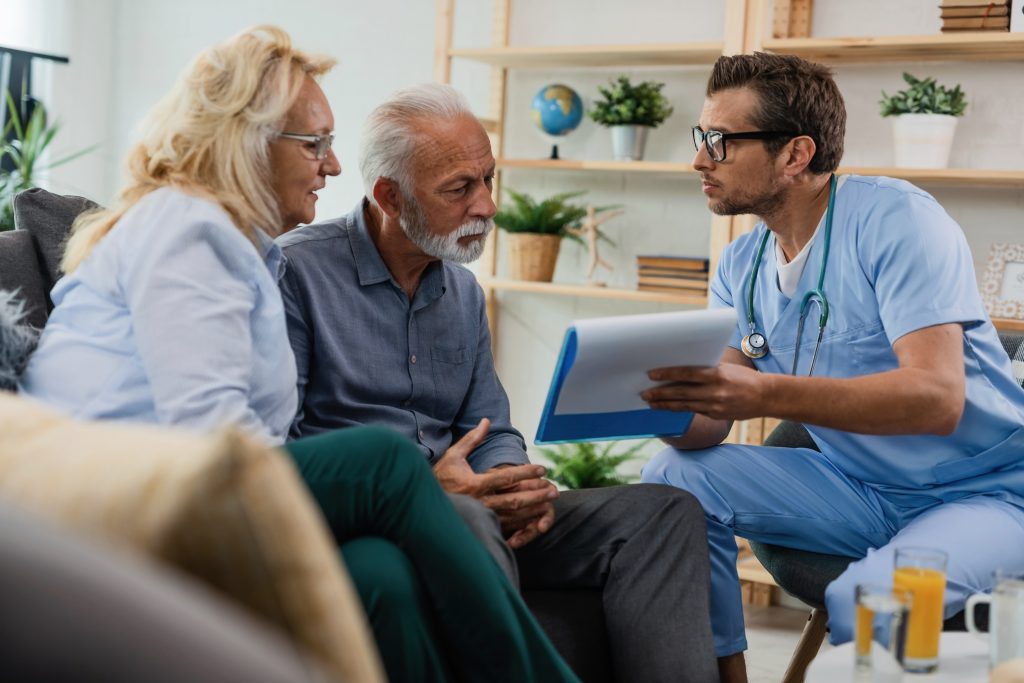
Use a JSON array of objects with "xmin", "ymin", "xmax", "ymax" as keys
[{"xmin": 549, "ymin": 143, "xmax": 560, "ymax": 160}]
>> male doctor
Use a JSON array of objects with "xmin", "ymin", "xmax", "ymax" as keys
[{"xmin": 640, "ymin": 52, "xmax": 1024, "ymax": 683}]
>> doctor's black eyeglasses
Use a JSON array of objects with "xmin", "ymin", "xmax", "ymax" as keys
[{"xmin": 691, "ymin": 126, "xmax": 796, "ymax": 162}]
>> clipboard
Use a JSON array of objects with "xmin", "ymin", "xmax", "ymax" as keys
[{"xmin": 535, "ymin": 308, "xmax": 736, "ymax": 443}]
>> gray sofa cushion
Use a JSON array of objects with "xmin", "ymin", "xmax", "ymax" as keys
[
  {"xmin": 0, "ymin": 498, "xmax": 331, "ymax": 683},
  {"xmin": 13, "ymin": 187, "xmax": 98, "ymax": 286},
  {"xmin": 0, "ymin": 230, "xmax": 49, "ymax": 329}
]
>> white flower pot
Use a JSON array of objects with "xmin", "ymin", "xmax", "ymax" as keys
[
  {"xmin": 891, "ymin": 113, "xmax": 959, "ymax": 169},
  {"xmin": 610, "ymin": 125, "xmax": 650, "ymax": 161}
]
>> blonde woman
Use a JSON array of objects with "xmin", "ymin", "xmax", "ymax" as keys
[{"xmin": 20, "ymin": 26, "xmax": 577, "ymax": 683}]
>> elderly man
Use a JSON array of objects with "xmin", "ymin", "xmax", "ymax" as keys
[{"xmin": 276, "ymin": 83, "xmax": 718, "ymax": 683}]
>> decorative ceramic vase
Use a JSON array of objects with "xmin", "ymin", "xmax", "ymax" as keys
[
  {"xmin": 610, "ymin": 125, "xmax": 650, "ymax": 161},
  {"xmin": 892, "ymin": 113, "xmax": 958, "ymax": 169},
  {"xmin": 506, "ymin": 233, "xmax": 562, "ymax": 282}
]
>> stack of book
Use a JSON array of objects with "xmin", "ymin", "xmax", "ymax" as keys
[
  {"xmin": 636, "ymin": 255, "xmax": 710, "ymax": 295},
  {"xmin": 940, "ymin": 0, "xmax": 1010, "ymax": 32}
]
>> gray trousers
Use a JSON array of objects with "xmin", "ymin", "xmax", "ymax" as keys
[{"xmin": 449, "ymin": 484, "xmax": 718, "ymax": 683}]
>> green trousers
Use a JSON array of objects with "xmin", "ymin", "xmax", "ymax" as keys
[{"xmin": 284, "ymin": 426, "xmax": 579, "ymax": 683}]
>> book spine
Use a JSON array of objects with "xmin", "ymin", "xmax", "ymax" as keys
[
  {"xmin": 941, "ymin": 15, "xmax": 1010, "ymax": 27},
  {"xmin": 637, "ymin": 284, "xmax": 708, "ymax": 295},
  {"xmin": 940, "ymin": 5, "xmax": 1008, "ymax": 15},
  {"xmin": 1014, "ymin": 0, "xmax": 1024, "ymax": 31},
  {"xmin": 634, "ymin": 266, "xmax": 708, "ymax": 278},
  {"xmin": 635, "ymin": 256, "xmax": 709, "ymax": 271}
]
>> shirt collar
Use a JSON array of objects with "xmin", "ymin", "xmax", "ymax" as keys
[
  {"xmin": 349, "ymin": 197, "xmax": 447, "ymax": 305},
  {"xmin": 253, "ymin": 227, "xmax": 286, "ymax": 281},
  {"xmin": 349, "ymin": 198, "xmax": 394, "ymax": 286}
]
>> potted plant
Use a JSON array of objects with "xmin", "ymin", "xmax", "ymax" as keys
[
  {"xmin": 535, "ymin": 440, "xmax": 646, "ymax": 490},
  {"xmin": 880, "ymin": 72, "xmax": 967, "ymax": 169},
  {"xmin": 589, "ymin": 75, "xmax": 674, "ymax": 161},
  {"xmin": 495, "ymin": 188, "xmax": 613, "ymax": 282},
  {"xmin": 1, "ymin": 91, "xmax": 93, "ymax": 231}
]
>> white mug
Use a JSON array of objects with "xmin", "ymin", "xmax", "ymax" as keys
[{"xmin": 966, "ymin": 569, "xmax": 1024, "ymax": 668}]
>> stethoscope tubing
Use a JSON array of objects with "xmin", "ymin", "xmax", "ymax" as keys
[{"xmin": 742, "ymin": 174, "xmax": 837, "ymax": 376}]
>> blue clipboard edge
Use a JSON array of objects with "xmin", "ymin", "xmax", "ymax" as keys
[{"xmin": 534, "ymin": 327, "xmax": 695, "ymax": 444}]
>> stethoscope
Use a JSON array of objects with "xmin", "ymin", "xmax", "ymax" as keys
[{"xmin": 740, "ymin": 173, "xmax": 837, "ymax": 377}]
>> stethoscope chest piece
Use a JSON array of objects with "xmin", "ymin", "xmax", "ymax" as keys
[{"xmin": 741, "ymin": 331, "xmax": 768, "ymax": 359}]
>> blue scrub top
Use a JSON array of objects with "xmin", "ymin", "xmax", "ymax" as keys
[{"xmin": 711, "ymin": 175, "xmax": 1024, "ymax": 506}]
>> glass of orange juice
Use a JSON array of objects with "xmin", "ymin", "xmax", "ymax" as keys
[
  {"xmin": 855, "ymin": 583, "xmax": 911, "ymax": 671},
  {"xmin": 894, "ymin": 547, "xmax": 948, "ymax": 673}
]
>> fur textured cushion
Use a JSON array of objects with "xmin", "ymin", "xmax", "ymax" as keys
[{"xmin": 0, "ymin": 290, "xmax": 39, "ymax": 391}]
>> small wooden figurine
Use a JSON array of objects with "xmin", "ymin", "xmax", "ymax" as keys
[{"xmin": 567, "ymin": 205, "xmax": 623, "ymax": 286}]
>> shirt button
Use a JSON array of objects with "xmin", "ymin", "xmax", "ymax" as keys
[{"xmin": 410, "ymin": 354, "xmax": 417, "ymax": 364}]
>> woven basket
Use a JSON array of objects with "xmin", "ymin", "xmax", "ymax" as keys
[{"xmin": 506, "ymin": 233, "xmax": 562, "ymax": 282}]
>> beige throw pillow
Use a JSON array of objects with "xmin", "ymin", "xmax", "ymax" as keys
[{"xmin": 0, "ymin": 393, "xmax": 384, "ymax": 683}]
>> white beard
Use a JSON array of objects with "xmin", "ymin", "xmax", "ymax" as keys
[{"xmin": 399, "ymin": 196, "xmax": 493, "ymax": 264}]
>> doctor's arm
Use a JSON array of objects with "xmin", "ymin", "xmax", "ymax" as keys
[{"xmin": 645, "ymin": 322, "xmax": 965, "ymax": 439}]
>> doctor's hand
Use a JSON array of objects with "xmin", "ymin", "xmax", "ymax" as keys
[
  {"xmin": 433, "ymin": 419, "xmax": 558, "ymax": 548},
  {"xmin": 641, "ymin": 362, "xmax": 767, "ymax": 421}
]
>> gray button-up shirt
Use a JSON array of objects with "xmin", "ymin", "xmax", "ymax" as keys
[{"xmin": 276, "ymin": 199, "xmax": 528, "ymax": 472}]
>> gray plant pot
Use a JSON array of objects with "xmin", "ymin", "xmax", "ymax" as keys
[{"xmin": 610, "ymin": 125, "xmax": 650, "ymax": 161}]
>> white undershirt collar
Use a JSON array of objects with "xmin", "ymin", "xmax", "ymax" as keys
[{"xmin": 774, "ymin": 175, "xmax": 846, "ymax": 298}]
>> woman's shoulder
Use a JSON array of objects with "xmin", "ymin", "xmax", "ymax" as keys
[
  {"xmin": 125, "ymin": 187, "xmax": 239, "ymax": 235},
  {"xmin": 115, "ymin": 187, "xmax": 257, "ymax": 258}
]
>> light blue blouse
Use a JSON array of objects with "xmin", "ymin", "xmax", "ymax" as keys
[
  {"xmin": 711, "ymin": 175, "xmax": 1024, "ymax": 505},
  {"xmin": 19, "ymin": 187, "xmax": 298, "ymax": 445}
]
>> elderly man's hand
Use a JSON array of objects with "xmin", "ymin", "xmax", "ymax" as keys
[{"xmin": 433, "ymin": 418, "xmax": 558, "ymax": 548}]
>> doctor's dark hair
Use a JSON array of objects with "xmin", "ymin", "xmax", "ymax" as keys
[{"xmin": 707, "ymin": 52, "xmax": 845, "ymax": 175}]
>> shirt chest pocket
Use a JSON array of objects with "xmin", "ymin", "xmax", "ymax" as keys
[{"xmin": 430, "ymin": 345, "xmax": 473, "ymax": 422}]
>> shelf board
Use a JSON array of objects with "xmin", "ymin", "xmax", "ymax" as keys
[
  {"xmin": 498, "ymin": 160, "xmax": 1024, "ymax": 186},
  {"xmin": 497, "ymin": 158, "xmax": 697, "ymax": 175},
  {"xmin": 994, "ymin": 317, "xmax": 1024, "ymax": 332},
  {"xmin": 448, "ymin": 42, "xmax": 723, "ymax": 69},
  {"xmin": 763, "ymin": 33, "xmax": 1024, "ymax": 64},
  {"xmin": 839, "ymin": 166, "xmax": 1024, "ymax": 187},
  {"xmin": 480, "ymin": 279, "xmax": 707, "ymax": 306}
]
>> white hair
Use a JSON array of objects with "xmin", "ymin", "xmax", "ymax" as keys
[{"xmin": 359, "ymin": 83, "xmax": 474, "ymax": 204}]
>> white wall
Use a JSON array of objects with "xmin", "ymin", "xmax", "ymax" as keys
[{"xmin": 28, "ymin": 0, "xmax": 1024, "ymax": 471}]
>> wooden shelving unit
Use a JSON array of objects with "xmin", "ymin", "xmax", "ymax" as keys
[
  {"xmin": 762, "ymin": 32, "xmax": 1024, "ymax": 64},
  {"xmin": 480, "ymin": 279, "xmax": 708, "ymax": 306},
  {"xmin": 448, "ymin": 42, "xmax": 724, "ymax": 68}
]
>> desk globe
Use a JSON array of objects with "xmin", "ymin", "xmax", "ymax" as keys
[{"xmin": 530, "ymin": 84, "xmax": 583, "ymax": 159}]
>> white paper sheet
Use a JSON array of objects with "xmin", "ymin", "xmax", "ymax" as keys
[{"xmin": 553, "ymin": 308, "xmax": 737, "ymax": 415}]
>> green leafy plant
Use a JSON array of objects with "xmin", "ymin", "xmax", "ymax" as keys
[
  {"xmin": 536, "ymin": 440, "xmax": 647, "ymax": 490},
  {"xmin": 0, "ymin": 91, "xmax": 93, "ymax": 231},
  {"xmin": 589, "ymin": 76, "xmax": 674, "ymax": 128},
  {"xmin": 494, "ymin": 188, "xmax": 616, "ymax": 246},
  {"xmin": 879, "ymin": 73, "xmax": 967, "ymax": 118}
]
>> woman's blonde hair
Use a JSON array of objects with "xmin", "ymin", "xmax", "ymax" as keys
[{"xmin": 62, "ymin": 25, "xmax": 335, "ymax": 273}]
